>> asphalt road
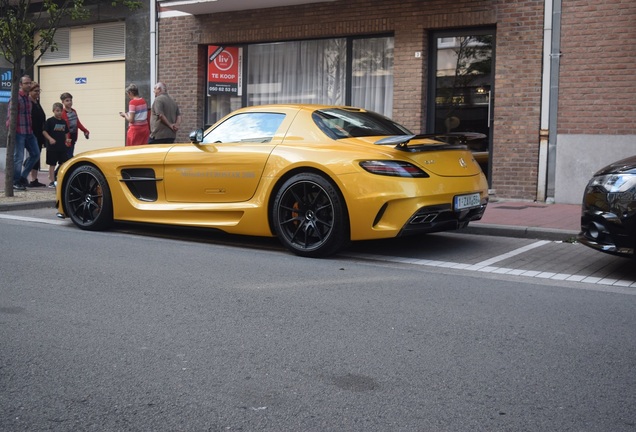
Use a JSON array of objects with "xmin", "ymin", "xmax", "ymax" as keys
[{"xmin": 1, "ymin": 212, "xmax": 635, "ymax": 431}]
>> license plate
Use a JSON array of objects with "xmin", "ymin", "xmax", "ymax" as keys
[{"xmin": 454, "ymin": 193, "xmax": 481, "ymax": 210}]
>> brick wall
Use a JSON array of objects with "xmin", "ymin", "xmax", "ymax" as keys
[
  {"xmin": 156, "ymin": 19, "xmax": 201, "ymax": 141},
  {"xmin": 158, "ymin": 0, "xmax": 547, "ymax": 200},
  {"xmin": 491, "ymin": 0, "xmax": 545, "ymax": 199},
  {"xmin": 558, "ymin": 0, "xmax": 636, "ymax": 135}
]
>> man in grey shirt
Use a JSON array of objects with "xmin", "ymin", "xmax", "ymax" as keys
[{"xmin": 149, "ymin": 82, "xmax": 181, "ymax": 144}]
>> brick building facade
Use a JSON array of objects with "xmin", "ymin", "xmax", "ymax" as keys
[
  {"xmin": 552, "ymin": 0, "xmax": 636, "ymax": 203},
  {"xmin": 155, "ymin": 0, "xmax": 635, "ymax": 204},
  {"xmin": 2, "ymin": 0, "xmax": 634, "ymax": 204},
  {"xmin": 559, "ymin": 0, "xmax": 635, "ymax": 136}
]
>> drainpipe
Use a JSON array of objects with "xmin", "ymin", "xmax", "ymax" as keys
[
  {"xmin": 537, "ymin": 0, "xmax": 553, "ymax": 202},
  {"xmin": 546, "ymin": 0, "xmax": 562, "ymax": 202},
  {"xmin": 538, "ymin": 0, "xmax": 562, "ymax": 202},
  {"xmin": 150, "ymin": 0, "xmax": 157, "ymax": 103}
]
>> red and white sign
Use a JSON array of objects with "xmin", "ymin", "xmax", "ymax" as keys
[{"xmin": 207, "ymin": 46, "xmax": 242, "ymax": 96}]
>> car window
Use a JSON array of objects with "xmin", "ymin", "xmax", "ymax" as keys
[
  {"xmin": 203, "ymin": 112, "xmax": 286, "ymax": 144},
  {"xmin": 312, "ymin": 108, "xmax": 412, "ymax": 140}
]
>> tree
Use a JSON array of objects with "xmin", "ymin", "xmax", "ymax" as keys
[{"xmin": 0, "ymin": 0, "xmax": 139, "ymax": 196}]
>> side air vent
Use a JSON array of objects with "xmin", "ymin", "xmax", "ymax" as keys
[{"xmin": 120, "ymin": 168, "xmax": 159, "ymax": 202}]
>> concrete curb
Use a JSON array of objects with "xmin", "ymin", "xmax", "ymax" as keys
[
  {"xmin": 0, "ymin": 200, "xmax": 581, "ymax": 243},
  {"xmin": 464, "ymin": 223, "xmax": 579, "ymax": 242},
  {"xmin": 0, "ymin": 200, "xmax": 56, "ymax": 212}
]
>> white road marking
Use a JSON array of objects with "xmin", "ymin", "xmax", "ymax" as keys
[
  {"xmin": 3, "ymin": 213, "xmax": 633, "ymax": 290},
  {"xmin": 0, "ymin": 214, "xmax": 68, "ymax": 225},
  {"xmin": 345, "ymin": 251, "xmax": 636, "ymax": 289},
  {"xmin": 472, "ymin": 240, "xmax": 550, "ymax": 267}
]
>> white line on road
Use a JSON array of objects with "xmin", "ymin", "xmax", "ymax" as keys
[
  {"xmin": 4, "ymin": 213, "xmax": 633, "ymax": 291},
  {"xmin": 345, "ymin": 251, "xmax": 636, "ymax": 290},
  {"xmin": 473, "ymin": 240, "xmax": 550, "ymax": 267},
  {"xmin": 0, "ymin": 214, "xmax": 68, "ymax": 225}
]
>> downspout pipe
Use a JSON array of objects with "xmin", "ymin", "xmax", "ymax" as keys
[
  {"xmin": 546, "ymin": 0, "xmax": 563, "ymax": 201},
  {"xmin": 150, "ymin": 0, "xmax": 157, "ymax": 104},
  {"xmin": 537, "ymin": 0, "xmax": 553, "ymax": 202}
]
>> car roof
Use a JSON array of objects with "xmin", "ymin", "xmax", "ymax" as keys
[{"xmin": 236, "ymin": 104, "xmax": 367, "ymax": 112}]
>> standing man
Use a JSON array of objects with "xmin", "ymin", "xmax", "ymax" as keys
[
  {"xmin": 5, "ymin": 75, "xmax": 40, "ymax": 191},
  {"xmin": 149, "ymin": 82, "xmax": 181, "ymax": 144}
]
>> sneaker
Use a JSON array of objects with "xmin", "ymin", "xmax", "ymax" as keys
[
  {"xmin": 29, "ymin": 179, "xmax": 46, "ymax": 188},
  {"xmin": 20, "ymin": 177, "xmax": 29, "ymax": 186},
  {"xmin": 48, "ymin": 182, "xmax": 56, "ymax": 188},
  {"xmin": 13, "ymin": 183, "xmax": 26, "ymax": 191}
]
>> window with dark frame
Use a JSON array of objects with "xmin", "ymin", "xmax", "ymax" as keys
[{"xmin": 205, "ymin": 36, "xmax": 394, "ymax": 126}]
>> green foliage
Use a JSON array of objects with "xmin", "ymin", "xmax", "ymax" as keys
[
  {"xmin": 116, "ymin": 0, "xmax": 142, "ymax": 10},
  {"xmin": 0, "ymin": 0, "xmax": 141, "ymax": 66},
  {"xmin": 0, "ymin": 0, "xmax": 80, "ymax": 66},
  {"xmin": 1, "ymin": 0, "xmax": 141, "ymax": 196}
]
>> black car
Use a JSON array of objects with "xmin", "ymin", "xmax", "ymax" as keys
[{"xmin": 579, "ymin": 155, "xmax": 636, "ymax": 257}]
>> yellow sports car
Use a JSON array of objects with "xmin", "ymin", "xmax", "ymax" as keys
[{"xmin": 55, "ymin": 104, "xmax": 488, "ymax": 257}]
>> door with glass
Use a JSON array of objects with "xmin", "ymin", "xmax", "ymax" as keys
[{"xmin": 428, "ymin": 29, "xmax": 495, "ymax": 181}]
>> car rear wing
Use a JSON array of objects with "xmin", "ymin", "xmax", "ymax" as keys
[{"xmin": 375, "ymin": 132, "xmax": 486, "ymax": 152}]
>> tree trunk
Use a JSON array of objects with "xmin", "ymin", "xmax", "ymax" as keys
[{"xmin": 4, "ymin": 64, "xmax": 20, "ymax": 197}]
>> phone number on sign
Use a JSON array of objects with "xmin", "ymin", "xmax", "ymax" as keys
[{"xmin": 208, "ymin": 86, "xmax": 236, "ymax": 93}]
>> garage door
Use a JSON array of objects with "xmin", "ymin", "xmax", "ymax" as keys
[{"xmin": 38, "ymin": 61, "xmax": 126, "ymax": 157}]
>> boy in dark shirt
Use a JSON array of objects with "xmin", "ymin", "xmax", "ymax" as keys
[{"xmin": 42, "ymin": 102, "xmax": 71, "ymax": 188}]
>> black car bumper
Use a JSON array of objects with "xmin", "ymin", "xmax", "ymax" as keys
[
  {"xmin": 579, "ymin": 204, "xmax": 636, "ymax": 258},
  {"xmin": 399, "ymin": 200, "xmax": 488, "ymax": 236}
]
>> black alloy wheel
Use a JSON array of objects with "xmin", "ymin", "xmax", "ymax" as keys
[
  {"xmin": 272, "ymin": 173, "xmax": 348, "ymax": 257},
  {"xmin": 63, "ymin": 165, "xmax": 113, "ymax": 231}
]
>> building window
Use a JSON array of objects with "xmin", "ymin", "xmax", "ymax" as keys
[
  {"xmin": 206, "ymin": 36, "xmax": 393, "ymax": 125},
  {"xmin": 352, "ymin": 37, "xmax": 394, "ymax": 116},
  {"xmin": 93, "ymin": 22, "xmax": 125, "ymax": 59},
  {"xmin": 247, "ymin": 39, "xmax": 346, "ymax": 107},
  {"xmin": 41, "ymin": 28, "xmax": 70, "ymax": 62}
]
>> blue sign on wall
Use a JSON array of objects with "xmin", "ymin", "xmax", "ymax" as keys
[
  {"xmin": 0, "ymin": 68, "xmax": 11, "ymax": 103},
  {"xmin": 75, "ymin": 77, "xmax": 87, "ymax": 84}
]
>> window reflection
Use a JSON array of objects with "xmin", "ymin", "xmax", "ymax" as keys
[
  {"xmin": 434, "ymin": 34, "xmax": 494, "ymax": 178},
  {"xmin": 247, "ymin": 39, "xmax": 346, "ymax": 106},
  {"xmin": 203, "ymin": 112, "xmax": 285, "ymax": 144},
  {"xmin": 206, "ymin": 36, "xmax": 395, "ymax": 125}
]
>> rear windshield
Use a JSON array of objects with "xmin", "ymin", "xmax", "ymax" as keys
[{"xmin": 312, "ymin": 108, "xmax": 412, "ymax": 140}]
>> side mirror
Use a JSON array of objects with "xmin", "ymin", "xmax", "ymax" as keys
[{"xmin": 189, "ymin": 129, "xmax": 204, "ymax": 144}]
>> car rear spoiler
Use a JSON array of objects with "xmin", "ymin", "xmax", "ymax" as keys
[{"xmin": 375, "ymin": 132, "xmax": 486, "ymax": 151}]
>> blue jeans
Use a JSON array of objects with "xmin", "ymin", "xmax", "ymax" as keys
[
  {"xmin": 14, "ymin": 133, "xmax": 40, "ymax": 183},
  {"xmin": 66, "ymin": 142, "xmax": 75, "ymax": 159}
]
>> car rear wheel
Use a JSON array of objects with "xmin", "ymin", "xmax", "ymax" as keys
[
  {"xmin": 272, "ymin": 173, "xmax": 348, "ymax": 258},
  {"xmin": 63, "ymin": 165, "xmax": 113, "ymax": 231}
]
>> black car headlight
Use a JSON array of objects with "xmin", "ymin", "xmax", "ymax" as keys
[{"xmin": 589, "ymin": 173, "xmax": 636, "ymax": 193}]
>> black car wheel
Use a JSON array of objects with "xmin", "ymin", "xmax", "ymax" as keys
[
  {"xmin": 63, "ymin": 165, "xmax": 113, "ymax": 231},
  {"xmin": 272, "ymin": 173, "xmax": 348, "ymax": 257}
]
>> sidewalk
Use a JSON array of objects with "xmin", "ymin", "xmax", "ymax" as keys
[
  {"xmin": 466, "ymin": 199, "xmax": 580, "ymax": 241},
  {"xmin": 0, "ymin": 168, "xmax": 57, "ymax": 211},
  {"xmin": 0, "ymin": 168, "xmax": 581, "ymax": 240}
]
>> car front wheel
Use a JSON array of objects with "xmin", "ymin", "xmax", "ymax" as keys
[
  {"xmin": 63, "ymin": 165, "xmax": 113, "ymax": 231},
  {"xmin": 272, "ymin": 173, "xmax": 348, "ymax": 258}
]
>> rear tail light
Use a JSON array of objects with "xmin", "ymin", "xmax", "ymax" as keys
[{"xmin": 359, "ymin": 161, "xmax": 429, "ymax": 178}]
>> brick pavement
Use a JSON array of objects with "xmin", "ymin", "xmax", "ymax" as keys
[{"xmin": 475, "ymin": 200, "xmax": 580, "ymax": 231}]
